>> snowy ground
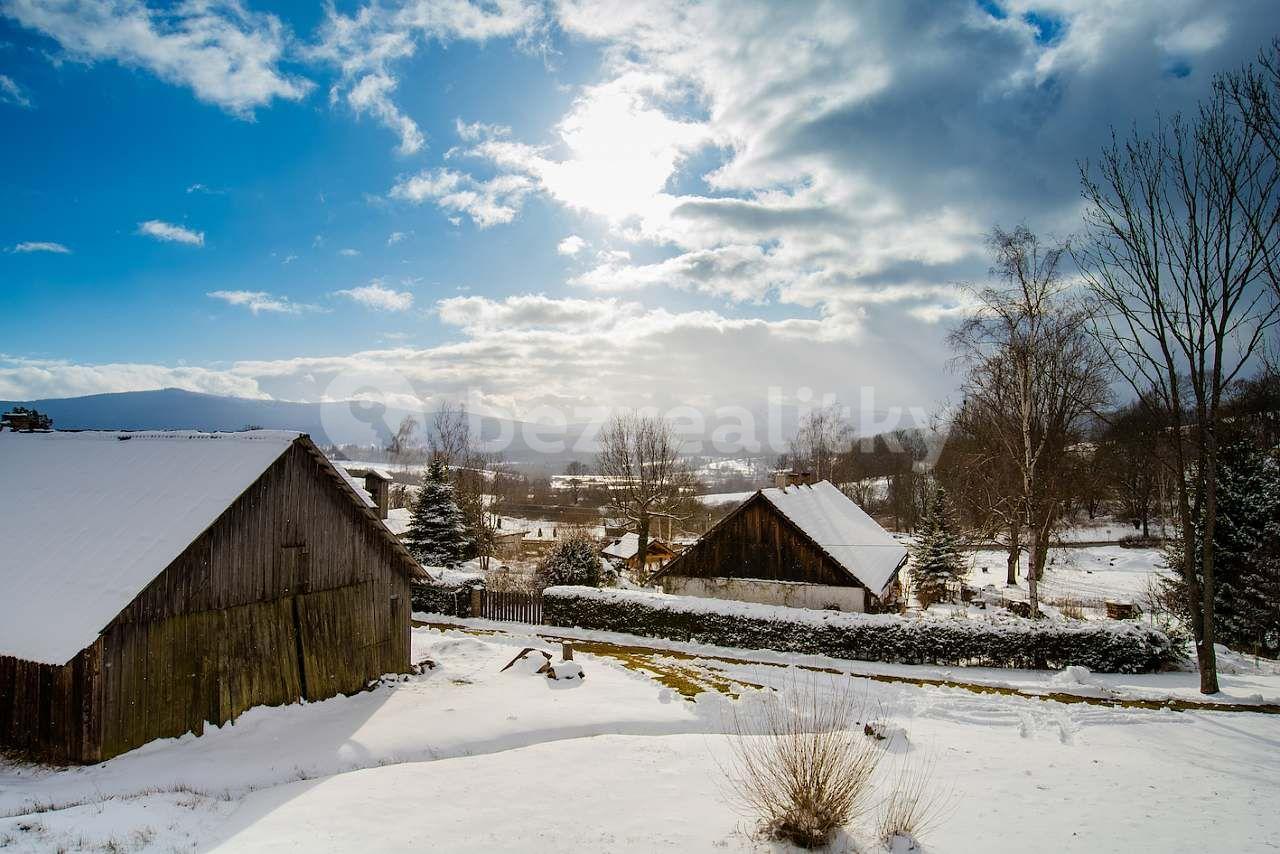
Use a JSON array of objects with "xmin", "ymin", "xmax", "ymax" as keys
[
  {"xmin": 961, "ymin": 545, "xmax": 1169, "ymax": 609},
  {"xmin": 2, "ymin": 624, "xmax": 1278, "ymax": 853}
]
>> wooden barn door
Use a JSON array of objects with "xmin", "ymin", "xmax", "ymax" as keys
[{"xmin": 292, "ymin": 581, "xmax": 391, "ymax": 701}]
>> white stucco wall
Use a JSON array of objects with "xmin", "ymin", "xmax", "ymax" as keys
[{"xmin": 660, "ymin": 576, "xmax": 866, "ymax": 612}]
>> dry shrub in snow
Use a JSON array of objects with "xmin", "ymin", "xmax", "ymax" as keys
[
  {"xmin": 876, "ymin": 755, "xmax": 953, "ymax": 851},
  {"xmin": 722, "ymin": 677, "xmax": 884, "ymax": 848}
]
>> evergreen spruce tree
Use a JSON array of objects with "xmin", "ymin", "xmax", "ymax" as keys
[
  {"xmin": 1164, "ymin": 443, "xmax": 1280, "ymax": 657},
  {"xmin": 909, "ymin": 485, "xmax": 966, "ymax": 606},
  {"xmin": 403, "ymin": 458, "xmax": 468, "ymax": 568}
]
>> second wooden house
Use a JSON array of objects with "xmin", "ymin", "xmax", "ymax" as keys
[{"xmin": 650, "ymin": 478, "xmax": 907, "ymax": 612}]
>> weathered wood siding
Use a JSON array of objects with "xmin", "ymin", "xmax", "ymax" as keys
[
  {"xmin": 657, "ymin": 496, "xmax": 861, "ymax": 589},
  {"xmin": 0, "ymin": 440, "xmax": 414, "ymax": 763},
  {"xmin": 0, "ymin": 641, "xmax": 102, "ymax": 763}
]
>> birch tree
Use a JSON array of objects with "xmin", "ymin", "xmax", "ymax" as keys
[{"xmin": 950, "ymin": 227, "xmax": 1111, "ymax": 618}]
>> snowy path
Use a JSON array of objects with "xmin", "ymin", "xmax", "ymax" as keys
[{"xmin": 1, "ymin": 625, "xmax": 1278, "ymax": 852}]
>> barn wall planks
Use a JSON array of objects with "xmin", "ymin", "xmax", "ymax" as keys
[
  {"xmin": 0, "ymin": 641, "xmax": 102, "ymax": 763},
  {"xmin": 658, "ymin": 497, "xmax": 861, "ymax": 590},
  {"xmin": 0, "ymin": 440, "xmax": 415, "ymax": 763}
]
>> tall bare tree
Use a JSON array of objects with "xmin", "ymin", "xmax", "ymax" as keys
[
  {"xmin": 597, "ymin": 412, "xmax": 691, "ymax": 582},
  {"xmin": 428, "ymin": 402, "xmax": 471, "ymax": 470},
  {"xmin": 1076, "ymin": 63, "xmax": 1280, "ymax": 692},
  {"xmin": 386, "ymin": 415, "xmax": 419, "ymax": 467},
  {"xmin": 938, "ymin": 400, "xmax": 1026, "ymax": 585},
  {"xmin": 789, "ymin": 407, "xmax": 848, "ymax": 482},
  {"xmin": 951, "ymin": 227, "xmax": 1112, "ymax": 617}
]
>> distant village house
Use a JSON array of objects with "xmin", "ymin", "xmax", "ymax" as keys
[
  {"xmin": 602, "ymin": 532, "xmax": 678, "ymax": 574},
  {"xmin": 650, "ymin": 474, "xmax": 907, "ymax": 612}
]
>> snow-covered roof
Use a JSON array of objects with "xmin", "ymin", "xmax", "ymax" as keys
[
  {"xmin": 0, "ymin": 430, "xmax": 300, "ymax": 665},
  {"xmin": 602, "ymin": 532, "xmax": 640, "ymax": 560},
  {"xmin": 385, "ymin": 506, "xmax": 412, "ymax": 536},
  {"xmin": 335, "ymin": 466, "xmax": 377, "ymax": 509},
  {"xmin": 602, "ymin": 532, "xmax": 673, "ymax": 561},
  {"xmin": 759, "ymin": 480, "xmax": 907, "ymax": 594}
]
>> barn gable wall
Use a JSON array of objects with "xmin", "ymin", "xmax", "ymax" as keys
[
  {"xmin": 1, "ymin": 441, "xmax": 414, "ymax": 763},
  {"xmin": 659, "ymin": 497, "xmax": 858, "ymax": 588}
]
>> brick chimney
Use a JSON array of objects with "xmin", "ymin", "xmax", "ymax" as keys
[{"xmin": 364, "ymin": 470, "xmax": 391, "ymax": 520}]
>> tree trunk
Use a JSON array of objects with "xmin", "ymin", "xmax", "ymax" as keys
[
  {"xmin": 1198, "ymin": 423, "xmax": 1220, "ymax": 694},
  {"xmin": 1032, "ymin": 538, "xmax": 1049, "ymax": 582},
  {"xmin": 1006, "ymin": 524, "xmax": 1020, "ymax": 586},
  {"xmin": 1172, "ymin": 427, "xmax": 1213, "ymax": 695},
  {"xmin": 1026, "ymin": 525, "xmax": 1039, "ymax": 616},
  {"xmin": 636, "ymin": 511, "xmax": 651, "ymax": 586},
  {"xmin": 1033, "ymin": 514, "xmax": 1053, "ymax": 581}
]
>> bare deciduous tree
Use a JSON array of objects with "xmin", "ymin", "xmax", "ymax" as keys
[
  {"xmin": 597, "ymin": 412, "xmax": 691, "ymax": 583},
  {"xmin": 428, "ymin": 402, "xmax": 471, "ymax": 470},
  {"xmin": 789, "ymin": 407, "xmax": 848, "ymax": 482},
  {"xmin": 1076, "ymin": 62, "xmax": 1280, "ymax": 693},
  {"xmin": 951, "ymin": 227, "xmax": 1112, "ymax": 618},
  {"xmin": 938, "ymin": 400, "xmax": 1026, "ymax": 584},
  {"xmin": 386, "ymin": 415, "xmax": 419, "ymax": 467}
]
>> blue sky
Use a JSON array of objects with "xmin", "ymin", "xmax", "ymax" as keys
[{"xmin": 1, "ymin": 0, "xmax": 1277, "ymax": 426}]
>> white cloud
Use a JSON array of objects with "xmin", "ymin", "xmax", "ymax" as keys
[
  {"xmin": 137, "ymin": 219, "xmax": 204, "ymax": 246},
  {"xmin": 387, "ymin": 230, "xmax": 407, "ymax": 245},
  {"xmin": 0, "ymin": 288, "xmax": 948, "ymax": 426},
  {"xmin": 4, "ymin": 0, "xmax": 311, "ymax": 116},
  {"xmin": 311, "ymin": 0, "xmax": 542, "ymax": 153},
  {"xmin": 208, "ymin": 289, "xmax": 306, "ymax": 314},
  {"xmin": 0, "ymin": 73, "xmax": 31, "ymax": 107},
  {"xmin": 402, "ymin": 0, "xmax": 1269, "ymax": 357},
  {"xmin": 389, "ymin": 167, "xmax": 534, "ymax": 227},
  {"xmin": 10, "ymin": 241, "xmax": 70, "ymax": 253},
  {"xmin": 573, "ymin": 243, "xmax": 779, "ymax": 302},
  {"xmin": 451, "ymin": 71, "xmax": 714, "ymax": 224},
  {"xmin": 345, "ymin": 71, "xmax": 424, "ymax": 155},
  {"xmin": 336, "ymin": 281, "xmax": 414, "ymax": 311},
  {"xmin": 219, "ymin": 292, "xmax": 941, "ymax": 423},
  {"xmin": 556, "ymin": 234, "xmax": 586, "ymax": 256},
  {"xmin": 338, "ymin": 247, "xmax": 361, "ymax": 256},
  {"xmin": 456, "ymin": 117, "xmax": 510, "ymax": 141},
  {"xmin": 0, "ymin": 355, "xmax": 266, "ymax": 400}
]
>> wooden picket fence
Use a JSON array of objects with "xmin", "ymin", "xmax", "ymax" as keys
[{"xmin": 474, "ymin": 589, "xmax": 543, "ymax": 624}]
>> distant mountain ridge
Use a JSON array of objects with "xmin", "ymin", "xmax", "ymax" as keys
[
  {"xmin": 1, "ymin": 388, "xmax": 332, "ymax": 436},
  {"xmin": 0, "ymin": 388, "xmax": 588, "ymax": 469},
  {"xmin": 1, "ymin": 388, "xmax": 930, "ymax": 470}
]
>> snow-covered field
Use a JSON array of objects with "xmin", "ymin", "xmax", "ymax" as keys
[
  {"xmin": 964, "ymin": 546, "xmax": 1169, "ymax": 607},
  {"xmin": 2, "ymin": 622, "xmax": 1278, "ymax": 853}
]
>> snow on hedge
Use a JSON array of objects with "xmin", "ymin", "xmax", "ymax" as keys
[{"xmin": 542, "ymin": 586, "xmax": 1180, "ymax": 673}]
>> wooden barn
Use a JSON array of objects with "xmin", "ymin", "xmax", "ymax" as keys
[
  {"xmin": 0, "ymin": 430, "xmax": 425, "ymax": 763},
  {"xmin": 651, "ymin": 478, "xmax": 907, "ymax": 612}
]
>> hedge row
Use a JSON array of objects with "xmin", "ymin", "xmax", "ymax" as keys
[
  {"xmin": 410, "ymin": 578, "xmax": 481, "ymax": 617},
  {"xmin": 542, "ymin": 586, "xmax": 1180, "ymax": 674}
]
